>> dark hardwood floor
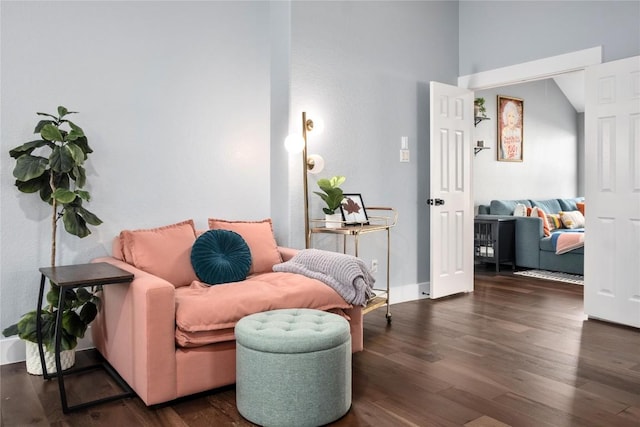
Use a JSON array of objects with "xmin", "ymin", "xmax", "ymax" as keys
[{"xmin": 2, "ymin": 270, "xmax": 639, "ymax": 426}]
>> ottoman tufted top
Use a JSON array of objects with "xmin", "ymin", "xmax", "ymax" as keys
[{"xmin": 235, "ymin": 308, "xmax": 350, "ymax": 354}]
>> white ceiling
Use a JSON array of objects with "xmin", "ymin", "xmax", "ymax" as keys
[{"xmin": 553, "ymin": 70, "xmax": 585, "ymax": 113}]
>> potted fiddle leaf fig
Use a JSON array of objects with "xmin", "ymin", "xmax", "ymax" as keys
[
  {"xmin": 2, "ymin": 106, "xmax": 103, "ymax": 374},
  {"xmin": 314, "ymin": 176, "xmax": 346, "ymax": 228}
]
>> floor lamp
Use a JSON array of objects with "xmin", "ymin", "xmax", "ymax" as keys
[{"xmin": 284, "ymin": 112, "xmax": 324, "ymax": 248}]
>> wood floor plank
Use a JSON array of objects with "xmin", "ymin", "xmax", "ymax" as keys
[
  {"xmin": 1, "ymin": 271, "xmax": 639, "ymax": 426},
  {"xmin": 439, "ymin": 387, "xmax": 552, "ymax": 427},
  {"xmin": 0, "ymin": 362, "xmax": 49, "ymax": 426}
]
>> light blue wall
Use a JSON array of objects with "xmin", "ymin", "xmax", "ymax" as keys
[
  {"xmin": 473, "ymin": 79, "xmax": 580, "ymax": 207},
  {"xmin": 289, "ymin": 1, "xmax": 459, "ymax": 300},
  {"xmin": 1, "ymin": 1, "xmax": 272, "ymax": 334},
  {"xmin": 459, "ymin": 1, "xmax": 640, "ymax": 75}
]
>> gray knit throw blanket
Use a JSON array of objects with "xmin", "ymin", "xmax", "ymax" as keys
[{"xmin": 272, "ymin": 249, "xmax": 375, "ymax": 306}]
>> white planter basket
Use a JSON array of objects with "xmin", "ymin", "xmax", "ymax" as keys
[
  {"xmin": 25, "ymin": 340, "xmax": 75, "ymax": 375},
  {"xmin": 325, "ymin": 213, "xmax": 342, "ymax": 229}
]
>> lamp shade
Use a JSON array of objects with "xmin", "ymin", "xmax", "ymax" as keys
[
  {"xmin": 284, "ymin": 134, "xmax": 305, "ymax": 154},
  {"xmin": 307, "ymin": 154, "xmax": 325, "ymax": 174}
]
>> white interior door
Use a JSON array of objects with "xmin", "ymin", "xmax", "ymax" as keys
[
  {"xmin": 584, "ymin": 55, "xmax": 640, "ymax": 328},
  {"xmin": 429, "ymin": 82, "xmax": 474, "ymax": 299}
]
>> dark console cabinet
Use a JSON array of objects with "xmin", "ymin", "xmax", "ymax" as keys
[{"xmin": 474, "ymin": 216, "xmax": 516, "ymax": 272}]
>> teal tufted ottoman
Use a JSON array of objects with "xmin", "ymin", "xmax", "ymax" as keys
[{"xmin": 235, "ymin": 308, "xmax": 352, "ymax": 427}]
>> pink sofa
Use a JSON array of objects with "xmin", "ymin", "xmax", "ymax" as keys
[{"xmin": 91, "ymin": 219, "xmax": 363, "ymax": 406}]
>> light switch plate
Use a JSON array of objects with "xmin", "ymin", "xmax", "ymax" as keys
[{"xmin": 400, "ymin": 149, "xmax": 410, "ymax": 162}]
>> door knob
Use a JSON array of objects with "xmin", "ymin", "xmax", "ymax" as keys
[{"xmin": 427, "ymin": 198, "xmax": 445, "ymax": 206}]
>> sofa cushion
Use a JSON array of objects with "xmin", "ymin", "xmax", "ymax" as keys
[
  {"xmin": 558, "ymin": 197, "xmax": 585, "ymax": 211},
  {"xmin": 489, "ymin": 199, "xmax": 532, "ymax": 215},
  {"xmin": 120, "ymin": 219, "xmax": 198, "ymax": 287},
  {"xmin": 208, "ymin": 218, "xmax": 283, "ymax": 275},
  {"xmin": 191, "ymin": 230, "xmax": 252, "ymax": 285},
  {"xmin": 174, "ymin": 272, "xmax": 352, "ymax": 347},
  {"xmin": 531, "ymin": 199, "xmax": 562, "ymax": 214},
  {"xmin": 576, "ymin": 202, "xmax": 585, "ymax": 215}
]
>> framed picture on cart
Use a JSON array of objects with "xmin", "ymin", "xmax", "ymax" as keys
[{"xmin": 340, "ymin": 194, "xmax": 369, "ymax": 225}]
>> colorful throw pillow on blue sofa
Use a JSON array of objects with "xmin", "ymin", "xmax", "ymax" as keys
[{"xmin": 559, "ymin": 210, "xmax": 585, "ymax": 229}]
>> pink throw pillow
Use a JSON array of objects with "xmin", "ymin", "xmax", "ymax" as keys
[
  {"xmin": 207, "ymin": 218, "xmax": 283, "ymax": 275},
  {"xmin": 120, "ymin": 219, "xmax": 198, "ymax": 287}
]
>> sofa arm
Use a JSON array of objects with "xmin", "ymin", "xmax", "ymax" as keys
[
  {"xmin": 91, "ymin": 257, "xmax": 178, "ymax": 405},
  {"xmin": 512, "ymin": 216, "xmax": 544, "ymax": 268},
  {"xmin": 278, "ymin": 246, "xmax": 299, "ymax": 262}
]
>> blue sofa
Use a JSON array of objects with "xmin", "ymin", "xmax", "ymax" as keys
[{"xmin": 477, "ymin": 198, "xmax": 584, "ymax": 275}]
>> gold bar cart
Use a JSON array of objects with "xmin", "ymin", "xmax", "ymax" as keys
[{"xmin": 310, "ymin": 207, "xmax": 397, "ymax": 323}]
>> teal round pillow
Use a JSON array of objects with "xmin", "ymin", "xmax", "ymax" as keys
[{"xmin": 191, "ymin": 229, "xmax": 252, "ymax": 285}]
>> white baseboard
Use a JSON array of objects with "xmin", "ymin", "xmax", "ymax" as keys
[
  {"xmin": 389, "ymin": 282, "xmax": 430, "ymax": 305},
  {"xmin": 1, "ymin": 327, "xmax": 94, "ymax": 366}
]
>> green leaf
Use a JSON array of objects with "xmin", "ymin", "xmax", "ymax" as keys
[
  {"xmin": 39, "ymin": 182, "xmax": 53, "ymax": 203},
  {"xmin": 34, "ymin": 120, "xmax": 55, "ymax": 133},
  {"xmin": 52, "ymin": 172, "xmax": 70, "ymax": 190},
  {"xmin": 70, "ymin": 166, "xmax": 87, "ymax": 188},
  {"xmin": 62, "ymin": 208, "xmax": 90, "ymax": 238},
  {"xmin": 66, "ymin": 122, "xmax": 85, "ymax": 142},
  {"xmin": 77, "ymin": 205, "xmax": 102, "ymax": 226},
  {"xmin": 71, "ymin": 166, "xmax": 86, "ymax": 188},
  {"xmin": 13, "ymin": 155, "xmax": 48, "ymax": 181},
  {"xmin": 57, "ymin": 106, "xmax": 77, "ymax": 118},
  {"xmin": 75, "ymin": 288, "xmax": 92, "ymax": 304},
  {"xmin": 61, "ymin": 310, "xmax": 85, "ymax": 338},
  {"xmin": 329, "ymin": 176, "xmax": 346, "ymax": 188},
  {"xmin": 40, "ymin": 123, "xmax": 64, "ymax": 142},
  {"xmin": 60, "ymin": 329, "xmax": 78, "ymax": 351},
  {"xmin": 79, "ymin": 301, "xmax": 98, "ymax": 324},
  {"xmin": 50, "ymin": 145, "xmax": 75, "ymax": 173},
  {"xmin": 2, "ymin": 324, "xmax": 19, "ymax": 337},
  {"xmin": 75, "ymin": 189, "xmax": 90, "ymax": 201},
  {"xmin": 72, "ymin": 136, "xmax": 93, "ymax": 155},
  {"xmin": 46, "ymin": 286, "xmax": 61, "ymax": 307},
  {"xmin": 66, "ymin": 142, "xmax": 86, "ymax": 164},
  {"xmin": 9, "ymin": 140, "xmax": 49, "ymax": 158},
  {"xmin": 52, "ymin": 188, "xmax": 76, "ymax": 204},
  {"xmin": 37, "ymin": 112, "xmax": 58, "ymax": 120},
  {"xmin": 32, "ymin": 311, "xmax": 58, "ymax": 351},
  {"xmin": 16, "ymin": 311, "xmax": 38, "ymax": 341},
  {"xmin": 313, "ymin": 191, "xmax": 329, "ymax": 204},
  {"xmin": 15, "ymin": 174, "xmax": 48, "ymax": 194}
]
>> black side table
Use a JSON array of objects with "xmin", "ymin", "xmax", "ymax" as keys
[
  {"xmin": 474, "ymin": 216, "xmax": 516, "ymax": 272},
  {"xmin": 36, "ymin": 262, "xmax": 134, "ymax": 413}
]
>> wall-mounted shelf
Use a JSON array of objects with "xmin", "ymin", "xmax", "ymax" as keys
[
  {"xmin": 474, "ymin": 146, "xmax": 491, "ymax": 155},
  {"xmin": 474, "ymin": 116, "xmax": 490, "ymax": 127}
]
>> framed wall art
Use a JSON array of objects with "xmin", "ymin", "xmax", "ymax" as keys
[
  {"xmin": 497, "ymin": 95, "xmax": 524, "ymax": 162},
  {"xmin": 340, "ymin": 194, "xmax": 369, "ymax": 225}
]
